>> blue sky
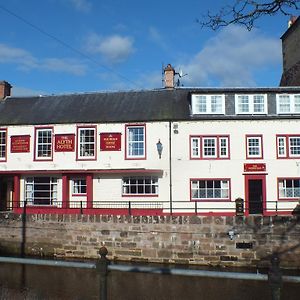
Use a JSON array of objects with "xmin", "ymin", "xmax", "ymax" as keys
[{"xmin": 0, "ymin": 0, "xmax": 298, "ymax": 96}]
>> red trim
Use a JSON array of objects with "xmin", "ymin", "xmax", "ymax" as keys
[
  {"xmin": 0, "ymin": 128, "xmax": 7, "ymax": 162},
  {"xmin": 125, "ymin": 124, "xmax": 146, "ymax": 160},
  {"xmin": 62, "ymin": 175, "xmax": 69, "ymax": 209},
  {"xmin": 276, "ymin": 134, "xmax": 300, "ymax": 159},
  {"xmin": 13, "ymin": 175, "xmax": 20, "ymax": 208},
  {"xmin": 122, "ymin": 194, "xmax": 159, "ymax": 197},
  {"xmin": 11, "ymin": 207, "xmax": 235, "ymax": 216},
  {"xmin": 245, "ymin": 134, "xmax": 263, "ymax": 160},
  {"xmin": 244, "ymin": 174, "xmax": 266, "ymax": 216},
  {"xmin": 189, "ymin": 178, "xmax": 231, "ymax": 201},
  {"xmin": 34, "ymin": 126, "xmax": 54, "ymax": 162},
  {"xmin": 76, "ymin": 125, "xmax": 97, "ymax": 161},
  {"xmin": 189, "ymin": 135, "xmax": 230, "ymax": 160},
  {"xmin": 86, "ymin": 174, "xmax": 93, "ymax": 209},
  {"xmin": 0, "ymin": 169, "xmax": 163, "ymax": 175}
]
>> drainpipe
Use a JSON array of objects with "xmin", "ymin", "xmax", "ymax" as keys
[{"xmin": 169, "ymin": 121, "xmax": 173, "ymax": 214}]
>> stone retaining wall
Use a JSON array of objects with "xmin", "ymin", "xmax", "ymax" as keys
[{"xmin": 0, "ymin": 213, "xmax": 299, "ymax": 268}]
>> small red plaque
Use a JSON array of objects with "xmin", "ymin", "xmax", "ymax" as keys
[
  {"xmin": 11, "ymin": 135, "xmax": 30, "ymax": 153},
  {"xmin": 100, "ymin": 133, "xmax": 121, "ymax": 151},
  {"xmin": 244, "ymin": 163, "xmax": 266, "ymax": 172},
  {"xmin": 55, "ymin": 134, "xmax": 75, "ymax": 152}
]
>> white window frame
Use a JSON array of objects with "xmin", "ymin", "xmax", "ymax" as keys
[
  {"xmin": 72, "ymin": 179, "xmax": 87, "ymax": 195},
  {"xmin": 235, "ymin": 94, "xmax": 267, "ymax": 114},
  {"xmin": 191, "ymin": 179, "xmax": 230, "ymax": 200},
  {"xmin": 126, "ymin": 125, "xmax": 145, "ymax": 159},
  {"xmin": 246, "ymin": 136, "xmax": 263, "ymax": 159},
  {"xmin": 276, "ymin": 94, "xmax": 300, "ymax": 114},
  {"xmin": 191, "ymin": 136, "xmax": 229, "ymax": 159},
  {"xmin": 25, "ymin": 176, "xmax": 58, "ymax": 206},
  {"xmin": 278, "ymin": 178, "xmax": 300, "ymax": 199},
  {"xmin": 122, "ymin": 176, "xmax": 158, "ymax": 196},
  {"xmin": 277, "ymin": 136, "xmax": 287, "ymax": 158},
  {"xmin": 35, "ymin": 128, "xmax": 53, "ymax": 160},
  {"xmin": 191, "ymin": 94, "xmax": 225, "ymax": 115},
  {"xmin": 0, "ymin": 129, "xmax": 7, "ymax": 161},
  {"xmin": 78, "ymin": 127, "xmax": 96, "ymax": 159}
]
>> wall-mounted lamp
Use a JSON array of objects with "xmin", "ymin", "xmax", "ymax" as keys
[{"xmin": 156, "ymin": 139, "xmax": 163, "ymax": 159}]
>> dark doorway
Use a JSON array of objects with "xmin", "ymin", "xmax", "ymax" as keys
[
  {"xmin": 248, "ymin": 179, "xmax": 263, "ymax": 214},
  {"xmin": 0, "ymin": 177, "xmax": 13, "ymax": 211}
]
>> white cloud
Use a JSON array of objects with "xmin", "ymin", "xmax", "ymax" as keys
[
  {"xmin": 0, "ymin": 43, "xmax": 87, "ymax": 76},
  {"xmin": 86, "ymin": 33, "xmax": 135, "ymax": 65},
  {"xmin": 177, "ymin": 25, "xmax": 281, "ymax": 87},
  {"xmin": 68, "ymin": 0, "xmax": 91, "ymax": 13},
  {"xmin": 148, "ymin": 27, "xmax": 168, "ymax": 51}
]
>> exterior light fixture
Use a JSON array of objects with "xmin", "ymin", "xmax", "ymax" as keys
[{"xmin": 156, "ymin": 139, "xmax": 163, "ymax": 159}]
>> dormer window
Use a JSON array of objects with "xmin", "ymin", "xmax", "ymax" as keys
[
  {"xmin": 276, "ymin": 94, "xmax": 300, "ymax": 114},
  {"xmin": 235, "ymin": 94, "xmax": 267, "ymax": 114},
  {"xmin": 191, "ymin": 94, "xmax": 225, "ymax": 115}
]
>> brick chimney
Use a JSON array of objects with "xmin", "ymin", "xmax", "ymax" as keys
[
  {"xmin": 164, "ymin": 64, "xmax": 175, "ymax": 89},
  {"xmin": 0, "ymin": 81, "xmax": 12, "ymax": 100}
]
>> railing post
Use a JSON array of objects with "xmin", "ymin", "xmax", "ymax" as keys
[
  {"xmin": 80, "ymin": 201, "xmax": 83, "ymax": 215},
  {"xmin": 195, "ymin": 201, "xmax": 197, "ymax": 215},
  {"xmin": 275, "ymin": 201, "xmax": 278, "ymax": 216},
  {"xmin": 21, "ymin": 200, "xmax": 27, "ymax": 258},
  {"xmin": 128, "ymin": 201, "xmax": 131, "ymax": 216},
  {"xmin": 96, "ymin": 246, "xmax": 110, "ymax": 300},
  {"xmin": 268, "ymin": 254, "xmax": 282, "ymax": 300}
]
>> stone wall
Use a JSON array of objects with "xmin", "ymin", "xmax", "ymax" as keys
[{"xmin": 0, "ymin": 213, "xmax": 299, "ymax": 268}]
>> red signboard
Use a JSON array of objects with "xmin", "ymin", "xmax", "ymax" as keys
[
  {"xmin": 244, "ymin": 163, "xmax": 266, "ymax": 172},
  {"xmin": 11, "ymin": 135, "xmax": 30, "ymax": 153},
  {"xmin": 55, "ymin": 134, "xmax": 75, "ymax": 152},
  {"xmin": 100, "ymin": 133, "xmax": 121, "ymax": 151}
]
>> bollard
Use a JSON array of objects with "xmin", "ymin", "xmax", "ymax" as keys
[
  {"xmin": 96, "ymin": 246, "xmax": 110, "ymax": 300},
  {"xmin": 268, "ymin": 254, "xmax": 282, "ymax": 300}
]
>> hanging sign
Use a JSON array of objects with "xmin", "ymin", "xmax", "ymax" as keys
[
  {"xmin": 55, "ymin": 134, "xmax": 75, "ymax": 152},
  {"xmin": 100, "ymin": 133, "xmax": 121, "ymax": 151},
  {"xmin": 244, "ymin": 163, "xmax": 266, "ymax": 172},
  {"xmin": 10, "ymin": 135, "xmax": 30, "ymax": 153}
]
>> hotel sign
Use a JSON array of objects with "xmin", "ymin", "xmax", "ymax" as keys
[
  {"xmin": 55, "ymin": 134, "xmax": 75, "ymax": 152},
  {"xmin": 244, "ymin": 163, "xmax": 266, "ymax": 172},
  {"xmin": 100, "ymin": 133, "xmax": 121, "ymax": 151},
  {"xmin": 11, "ymin": 135, "xmax": 30, "ymax": 153}
]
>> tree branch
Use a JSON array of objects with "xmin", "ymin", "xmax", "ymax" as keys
[{"xmin": 199, "ymin": 0, "xmax": 300, "ymax": 30}]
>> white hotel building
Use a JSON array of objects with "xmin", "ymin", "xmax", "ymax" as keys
[{"xmin": 0, "ymin": 17, "xmax": 300, "ymax": 217}]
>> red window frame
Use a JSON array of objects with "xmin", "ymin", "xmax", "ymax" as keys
[
  {"xmin": 276, "ymin": 134, "xmax": 300, "ymax": 159},
  {"xmin": 190, "ymin": 135, "xmax": 230, "ymax": 160},
  {"xmin": 34, "ymin": 126, "xmax": 54, "ymax": 161},
  {"xmin": 277, "ymin": 177, "xmax": 300, "ymax": 201},
  {"xmin": 125, "ymin": 124, "xmax": 146, "ymax": 160},
  {"xmin": 190, "ymin": 178, "xmax": 231, "ymax": 201},
  {"xmin": 245, "ymin": 134, "xmax": 263, "ymax": 159},
  {"xmin": 76, "ymin": 125, "xmax": 97, "ymax": 161}
]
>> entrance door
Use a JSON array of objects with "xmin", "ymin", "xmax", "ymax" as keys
[
  {"xmin": 0, "ymin": 177, "xmax": 13, "ymax": 211},
  {"xmin": 245, "ymin": 175, "xmax": 266, "ymax": 215},
  {"xmin": 248, "ymin": 179, "xmax": 263, "ymax": 214}
]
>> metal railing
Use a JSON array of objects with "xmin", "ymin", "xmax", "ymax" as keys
[
  {"xmin": 3, "ymin": 200, "xmax": 300, "ymax": 216},
  {"xmin": 0, "ymin": 248, "xmax": 299, "ymax": 300}
]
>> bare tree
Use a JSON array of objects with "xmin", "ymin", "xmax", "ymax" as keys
[{"xmin": 199, "ymin": 0, "xmax": 299, "ymax": 30}]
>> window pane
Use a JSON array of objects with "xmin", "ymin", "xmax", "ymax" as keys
[
  {"xmin": 36, "ymin": 129, "xmax": 52, "ymax": 158},
  {"xmin": 79, "ymin": 128, "xmax": 95, "ymax": 157},
  {"xmin": 289, "ymin": 137, "xmax": 300, "ymax": 156},
  {"xmin": 127, "ymin": 126, "xmax": 145, "ymax": 157},
  {"xmin": 122, "ymin": 176, "xmax": 158, "ymax": 195},
  {"xmin": 191, "ymin": 179, "xmax": 229, "ymax": 200},
  {"xmin": 278, "ymin": 95, "xmax": 290, "ymax": 113},
  {"xmin": 253, "ymin": 95, "xmax": 265, "ymax": 113},
  {"xmin": 0, "ymin": 130, "xmax": 6, "ymax": 159},
  {"xmin": 238, "ymin": 95, "xmax": 249, "ymax": 113}
]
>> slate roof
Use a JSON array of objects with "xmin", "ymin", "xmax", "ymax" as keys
[{"xmin": 1, "ymin": 87, "xmax": 300, "ymax": 126}]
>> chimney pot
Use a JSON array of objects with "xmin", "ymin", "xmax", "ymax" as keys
[{"xmin": 0, "ymin": 81, "xmax": 12, "ymax": 100}]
